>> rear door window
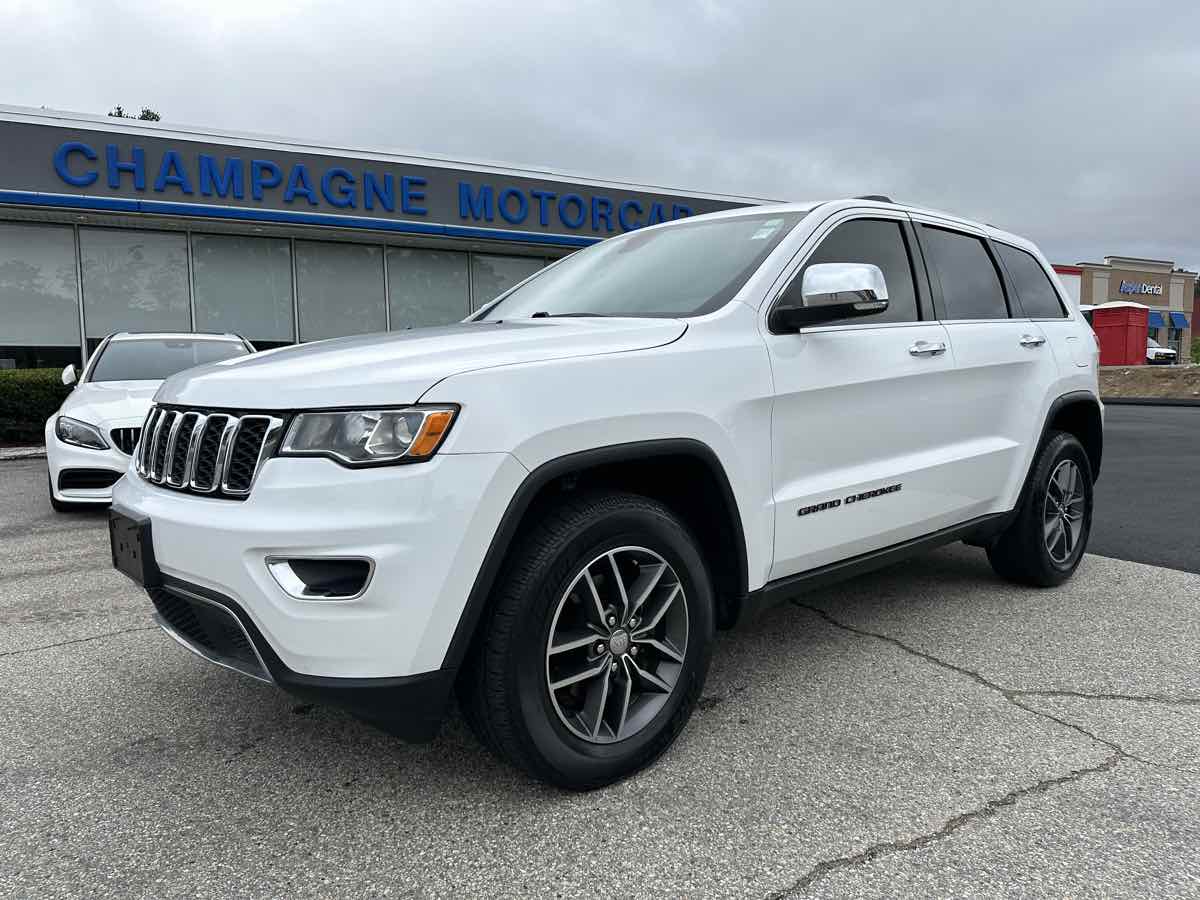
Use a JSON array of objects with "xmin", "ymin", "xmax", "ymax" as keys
[
  {"xmin": 919, "ymin": 226, "xmax": 1009, "ymax": 320},
  {"xmin": 798, "ymin": 218, "xmax": 920, "ymax": 324},
  {"xmin": 996, "ymin": 244, "xmax": 1067, "ymax": 318}
]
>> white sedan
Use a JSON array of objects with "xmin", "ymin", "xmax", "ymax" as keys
[{"xmin": 45, "ymin": 332, "xmax": 253, "ymax": 511}]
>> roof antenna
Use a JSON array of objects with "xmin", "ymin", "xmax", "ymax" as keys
[{"xmin": 855, "ymin": 195, "xmax": 893, "ymax": 203}]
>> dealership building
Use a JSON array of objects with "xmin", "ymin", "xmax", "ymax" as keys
[{"xmin": 0, "ymin": 106, "xmax": 764, "ymax": 368}]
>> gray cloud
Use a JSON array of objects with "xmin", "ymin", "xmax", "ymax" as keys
[{"xmin": 2, "ymin": 0, "xmax": 1197, "ymax": 267}]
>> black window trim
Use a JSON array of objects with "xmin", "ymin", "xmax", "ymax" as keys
[
  {"xmin": 912, "ymin": 222, "xmax": 1016, "ymax": 322},
  {"xmin": 991, "ymin": 239, "xmax": 1069, "ymax": 320},
  {"xmin": 766, "ymin": 212, "xmax": 932, "ymax": 334}
]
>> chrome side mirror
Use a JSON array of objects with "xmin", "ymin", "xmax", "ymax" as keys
[
  {"xmin": 771, "ymin": 262, "xmax": 890, "ymax": 331},
  {"xmin": 61, "ymin": 364, "xmax": 77, "ymax": 387}
]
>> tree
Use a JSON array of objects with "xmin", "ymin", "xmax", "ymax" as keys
[{"xmin": 108, "ymin": 105, "xmax": 161, "ymax": 121}]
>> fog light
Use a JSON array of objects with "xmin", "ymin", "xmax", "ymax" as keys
[{"xmin": 266, "ymin": 557, "xmax": 373, "ymax": 600}]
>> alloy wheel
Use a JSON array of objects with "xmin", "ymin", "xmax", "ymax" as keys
[
  {"xmin": 1043, "ymin": 459, "xmax": 1085, "ymax": 564},
  {"xmin": 545, "ymin": 546, "xmax": 689, "ymax": 744}
]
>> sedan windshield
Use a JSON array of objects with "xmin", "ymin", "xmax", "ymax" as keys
[
  {"xmin": 480, "ymin": 210, "xmax": 806, "ymax": 320},
  {"xmin": 1147, "ymin": 338, "xmax": 1161, "ymax": 348},
  {"xmin": 88, "ymin": 339, "xmax": 249, "ymax": 382}
]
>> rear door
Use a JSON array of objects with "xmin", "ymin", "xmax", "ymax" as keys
[
  {"xmin": 912, "ymin": 217, "xmax": 1061, "ymax": 514},
  {"xmin": 764, "ymin": 210, "xmax": 965, "ymax": 579},
  {"xmin": 994, "ymin": 241, "xmax": 1088, "ymax": 370}
]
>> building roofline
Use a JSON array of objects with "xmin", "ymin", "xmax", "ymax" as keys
[
  {"xmin": 1103, "ymin": 255, "xmax": 1176, "ymax": 266},
  {"xmin": 1076, "ymin": 259, "xmax": 1198, "ymax": 277},
  {"xmin": 0, "ymin": 103, "xmax": 779, "ymax": 206}
]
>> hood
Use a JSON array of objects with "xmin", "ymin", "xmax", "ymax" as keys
[
  {"xmin": 157, "ymin": 318, "xmax": 686, "ymax": 410},
  {"xmin": 57, "ymin": 380, "xmax": 160, "ymax": 426}
]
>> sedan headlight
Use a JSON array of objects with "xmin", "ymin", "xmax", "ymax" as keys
[
  {"xmin": 55, "ymin": 416, "xmax": 109, "ymax": 450},
  {"xmin": 279, "ymin": 406, "xmax": 457, "ymax": 466}
]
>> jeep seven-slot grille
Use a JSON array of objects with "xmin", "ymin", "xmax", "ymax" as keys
[
  {"xmin": 109, "ymin": 427, "xmax": 141, "ymax": 455},
  {"xmin": 136, "ymin": 405, "xmax": 284, "ymax": 499}
]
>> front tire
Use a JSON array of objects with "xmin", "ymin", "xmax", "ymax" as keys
[
  {"xmin": 987, "ymin": 431, "xmax": 1093, "ymax": 587},
  {"xmin": 458, "ymin": 491, "xmax": 714, "ymax": 790}
]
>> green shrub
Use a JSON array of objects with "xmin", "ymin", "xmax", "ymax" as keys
[
  {"xmin": 0, "ymin": 368, "xmax": 72, "ymax": 443},
  {"xmin": 1192, "ymin": 337, "xmax": 1200, "ymax": 365}
]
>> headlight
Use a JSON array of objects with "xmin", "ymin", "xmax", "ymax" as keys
[
  {"xmin": 279, "ymin": 406, "xmax": 457, "ymax": 466},
  {"xmin": 55, "ymin": 416, "xmax": 109, "ymax": 450}
]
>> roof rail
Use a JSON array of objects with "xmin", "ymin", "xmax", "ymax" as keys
[{"xmin": 854, "ymin": 195, "xmax": 894, "ymax": 203}]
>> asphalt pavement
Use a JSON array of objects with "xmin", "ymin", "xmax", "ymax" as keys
[
  {"xmin": 1, "ymin": 414, "xmax": 1198, "ymax": 898},
  {"xmin": 1089, "ymin": 404, "xmax": 1200, "ymax": 575}
]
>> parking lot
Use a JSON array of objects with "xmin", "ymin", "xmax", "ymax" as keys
[{"xmin": 3, "ymin": 406, "xmax": 1199, "ymax": 898}]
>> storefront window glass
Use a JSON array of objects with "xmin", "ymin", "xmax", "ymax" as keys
[
  {"xmin": 387, "ymin": 248, "xmax": 470, "ymax": 330},
  {"xmin": 192, "ymin": 234, "xmax": 294, "ymax": 346},
  {"xmin": 296, "ymin": 241, "xmax": 386, "ymax": 341},
  {"xmin": 79, "ymin": 228, "xmax": 190, "ymax": 342},
  {"xmin": 0, "ymin": 222, "xmax": 80, "ymax": 347},
  {"xmin": 470, "ymin": 254, "xmax": 544, "ymax": 310}
]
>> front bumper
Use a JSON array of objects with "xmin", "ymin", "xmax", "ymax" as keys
[
  {"xmin": 148, "ymin": 574, "xmax": 455, "ymax": 741},
  {"xmin": 112, "ymin": 450, "xmax": 528, "ymax": 680},
  {"xmin": 44, "ymin": 420, "xmax": 137, "ymax": 504}
]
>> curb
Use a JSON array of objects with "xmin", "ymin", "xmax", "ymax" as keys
[
  {"xmin": 1102, "ymin": 397, "xmax": 1200, "ymax": 407},
  {"xmin": 0, "ymin": 447, "xmax": 46, "ymax": 461}
]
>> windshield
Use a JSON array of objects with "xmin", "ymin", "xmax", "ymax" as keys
[
  {"xmin": 1147, "ymin": 338, "xmax": 1161, "ymax": 348},
  {"xmin": 480, "ymin": 210, "xmax": 806, "ymax": 319},
  {"xmin": 89, "ymin": 339, "xmax": 249, "ymax": 382}
]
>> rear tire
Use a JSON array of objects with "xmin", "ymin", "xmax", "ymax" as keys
[
  {"xmin": 457, "ymin": 490, "xmax": 714, "ymax": 790},
  {"xmin": 987, "ymin": 431, "xmax": 1093, "ymax": 587}
]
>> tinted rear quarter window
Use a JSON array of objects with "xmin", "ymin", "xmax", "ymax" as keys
[
  {"xmin": 996, "ymin": 244, "xmax": 1066, "ymax": 318},
  {"xmin": 919, "ymin": 226, "xmax": 1009, "ymax": 320},
  {"xmin": 798, "ymin": 219, "xmax": 920, "ymax": 324}
]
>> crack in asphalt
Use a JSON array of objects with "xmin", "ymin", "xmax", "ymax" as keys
[
  {"xmin": 767, "ymin": 601, "xmax": 1161, "ymax": 897},
  {"xmin": 0, "ymin": 625, "xmax": 158, "ymax": 658},
  {"xmin": 0, "ymin": 558, "xmax": 113, "ymax": 584},
  {"xmin": 1014, "ymin": 687, "xmax": 1200, "ymax": 706},
  {"xmin": 0, "ymin": 523, "xmax": 105, "ymax": 542},
  {"xmin": 765, "ymin": 752, "xmax": 1122, "ymax": 899},
  {"xmin": 794, "ymin": 602, "xmax": 1164, "ymax": 762}
]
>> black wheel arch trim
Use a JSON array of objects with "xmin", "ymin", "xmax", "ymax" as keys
[
  {"xmin": 1037, "ymin": 390, "xmax": 1103, "ymax": 483},
  {"xmin": 440, "ymin": 438, "xmax": 750, "ymax": 672}
]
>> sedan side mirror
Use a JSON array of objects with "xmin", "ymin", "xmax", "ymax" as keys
[
  {"xmin": 61, "ymin": 364, "xmax": 77, "ymax": 387},
  {"xmin": 770, "ymin": 262, "xmax": 889, "ymax": 332}
]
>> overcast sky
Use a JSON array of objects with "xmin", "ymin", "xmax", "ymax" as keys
[{"xmin": 3, "ymin": 0, "xmax": 1197, "ymax": 268}]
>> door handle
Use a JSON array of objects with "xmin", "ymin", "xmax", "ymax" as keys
[
  {"xmin": 1019, "ymin": 333, "xmax": 1046, "ymax": 348},
  {"xmin": 908, "ymin": 340, "xmax": 947, "ymax": 357}
]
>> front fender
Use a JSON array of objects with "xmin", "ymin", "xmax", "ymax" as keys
[{"xmin": 420, "ymin": 304, "xmax": 776, "ymax": 593}]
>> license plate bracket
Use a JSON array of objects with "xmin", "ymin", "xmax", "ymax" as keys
[{"xmin": 109, "ymin": 511, "xmax": 162, "ymax": 588}]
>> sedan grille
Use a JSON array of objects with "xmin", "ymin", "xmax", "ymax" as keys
[
  {"xmin": 136, "ymin": 405, "xmax": 284, "ymax": 499},
  {"xmin": 110, "ymin": 427, "xmax": 141, "ymax": 455}
]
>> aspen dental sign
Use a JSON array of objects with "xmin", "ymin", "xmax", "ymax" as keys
[
  {"xmin": 0, "ymin": 119, "xmax": 749, "ymax": 247},
  {"xmin": 1118, "ymin": 280, "xmax": 1164, "ymax": 296}
]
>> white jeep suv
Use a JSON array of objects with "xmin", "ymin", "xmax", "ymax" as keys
[{"xmin": 110, "ymin": 198, "xmax": 1102, "ymax": 789}]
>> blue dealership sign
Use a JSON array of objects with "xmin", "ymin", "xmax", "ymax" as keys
[{"xmin": 14, "ymin": 124, "xmax": 741, "ymax": 245}]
